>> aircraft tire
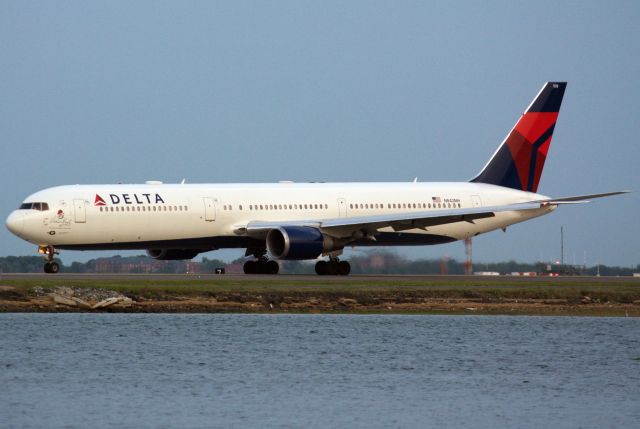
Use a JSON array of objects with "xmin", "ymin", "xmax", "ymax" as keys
[
  {"xmin": 243, "ymin": 260, "xmax": 256, "ymax": 274},
  {"xmin": 338, "ymin": 261, "xmax": 351, "ymax": 276},
  {"xmin": 44, "ymin": 262, "xmax": 59, "ymax": 274},
  {"xmin": 266, "ymin": 260, "xmax": 279, "ymax": 275},
  {"xmin": 50, "ymin": 262, "xmax": 60, "ymax": 273},
  {"xmin": 315, "ymin": 260, "xmax": 327, "ymax": 275},
  {"xmin": 325, "ymin": 261, "xmax": 338, "ymax": 276}
]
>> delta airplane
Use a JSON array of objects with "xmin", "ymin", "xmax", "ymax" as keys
[{"xmin": 5, "ymin": 82, "xmax": 627, "ymax": 274}]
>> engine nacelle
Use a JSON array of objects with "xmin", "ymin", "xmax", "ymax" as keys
[
  {"xmin": 146, "ymin": 249, "xmax": 201, "ymax": 260},
  {"xmin": 266, "ymin": 226, "xmax": 340, "ymax": 260}
]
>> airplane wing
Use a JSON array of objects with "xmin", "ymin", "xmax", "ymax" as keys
[
  {"xmin": 241, "ymin": 190, "xmax": 629, "ymax": 240},
  {"xmin": 243, "ymin": 201, "xmax": 543, "ymax": 239}
]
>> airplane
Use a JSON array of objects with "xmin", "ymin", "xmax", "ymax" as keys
[{"xmin": 5, "ymin": 82, "xmax": 628, "ymax": 275}]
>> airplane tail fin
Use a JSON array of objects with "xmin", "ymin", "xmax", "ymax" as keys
[{"xmin": 471, "ymin": 82, "xmax": 567, "ymax": 193}]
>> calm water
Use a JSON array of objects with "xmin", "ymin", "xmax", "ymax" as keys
[{"xmin": 1, "ymin": 314, "xmax": 639, "ymax": 429}]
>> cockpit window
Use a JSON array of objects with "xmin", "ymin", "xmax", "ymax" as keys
[{"xmin": 19, "ymin": 202, "xmax": 49, "ymax": 211}]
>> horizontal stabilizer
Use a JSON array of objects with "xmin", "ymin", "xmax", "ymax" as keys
[{"xmin": 532, "ymin": 191, "xmax": 630, "ymax": 204}]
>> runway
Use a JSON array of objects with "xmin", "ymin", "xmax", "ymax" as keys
[{"xmin": 1, "ymin": 272, "xmax": 638, "ymax": 284}]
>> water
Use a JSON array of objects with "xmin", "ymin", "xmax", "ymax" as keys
[{"xmin": 1, "ymin": 314, "xmax": 639, "ymax": 428}]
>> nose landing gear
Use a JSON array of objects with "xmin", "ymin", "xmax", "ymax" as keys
[
  {"xmin": 315, "ymin": 257, "xmax": 351, "ymax": 276},
  {"xmin": 39, "ymin": 245, "xmax": 60, "ymax": 274}
]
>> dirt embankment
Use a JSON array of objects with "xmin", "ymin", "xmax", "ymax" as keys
[{"xmin": 1, "ymin": 285, "xmax": 639, "ymax": 316}]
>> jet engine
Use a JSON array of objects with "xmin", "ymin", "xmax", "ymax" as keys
[
  {"xmin": 146, "ymin": 249, "xmax": 201, "ymax": 260},
  {"xmin": 266, "ymin": 226, "xmax": 342, "ymax": 260}
]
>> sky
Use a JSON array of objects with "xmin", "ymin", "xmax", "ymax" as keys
[{"xmin": 1, "ymin": 1, "xmax": 638, "ymax": 267}]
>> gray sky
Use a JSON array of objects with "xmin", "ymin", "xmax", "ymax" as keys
[{"xmin": 1, "ymin": 1, "xmax": 638, "ymax": 267}]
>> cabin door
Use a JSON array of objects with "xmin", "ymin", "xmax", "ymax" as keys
[
  {"xmin": 471, "ymin": 195, "xmax": 482, "ymax": 207},
  {"xmin": 73, "ymin": 199, "xmax": 86, "ymax": 223},
  {"xmin": 337, "ymin": 198, "xmax": 347, "ymax": 217},
  {"xmin": 203, "ymin": 197, "xmax": 216, "ymax": 221}
]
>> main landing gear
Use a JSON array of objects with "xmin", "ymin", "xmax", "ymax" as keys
[
  {"xmin": 39, "ymin": 245, "xmax": 60, "ymax": 274},
  {"xmin": 243, "ymin": 258, "xmax": 279, "ymax": 275},
  {"xmin": 315, "ymin": 257, "xmax": 351, "ymax": 276},
  {"xmin": 243, "ymin": 249, "xmax": 279, "ymax": 275}
]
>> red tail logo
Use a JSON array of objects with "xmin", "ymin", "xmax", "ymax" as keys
[
  {"xmin": 506, "ymin": 111, "xmax": 558, "ymax": 193},
  {"xmin": 94, "ymin": 194, "xmax": 106, "ymax": 206},
  {"xmin": 471, "ymin": 82, "xmax": 566, "ymax": 193}
]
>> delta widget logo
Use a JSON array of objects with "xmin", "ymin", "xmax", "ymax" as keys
[{"xmin": 94, "ymin": 194, "xmax": 106, "ymax": 206}]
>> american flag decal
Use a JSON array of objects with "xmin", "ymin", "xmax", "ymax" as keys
[{"xmin": 432, "ymin": 196, "xmax": 441, "ymax": 203}]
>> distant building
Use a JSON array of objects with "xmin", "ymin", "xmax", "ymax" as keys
[{"xmin": 473, "ymin": 271, "xmax": 501, "ymax": 276}]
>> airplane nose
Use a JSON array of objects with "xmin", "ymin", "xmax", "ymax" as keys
[{"xmin": 5, "ymin": 211, "xmax": 24, "ymax": 237}]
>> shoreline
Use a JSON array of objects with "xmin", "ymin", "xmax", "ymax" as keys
[
  {"xmin": 1, "ymin": 275, "xmax": 639, "ymax": 316},
  {"xmin": 0, "ymin": 300, "xmax": 640, "ymax": 317},
  {"xmin": 2, "ymin": 297, "xmax": 639, "ymax": 316}
]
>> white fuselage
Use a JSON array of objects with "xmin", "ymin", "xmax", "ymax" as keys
[{"xmin": 6, "ymin": 181, "xmax": 553, "ymax": 253}]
